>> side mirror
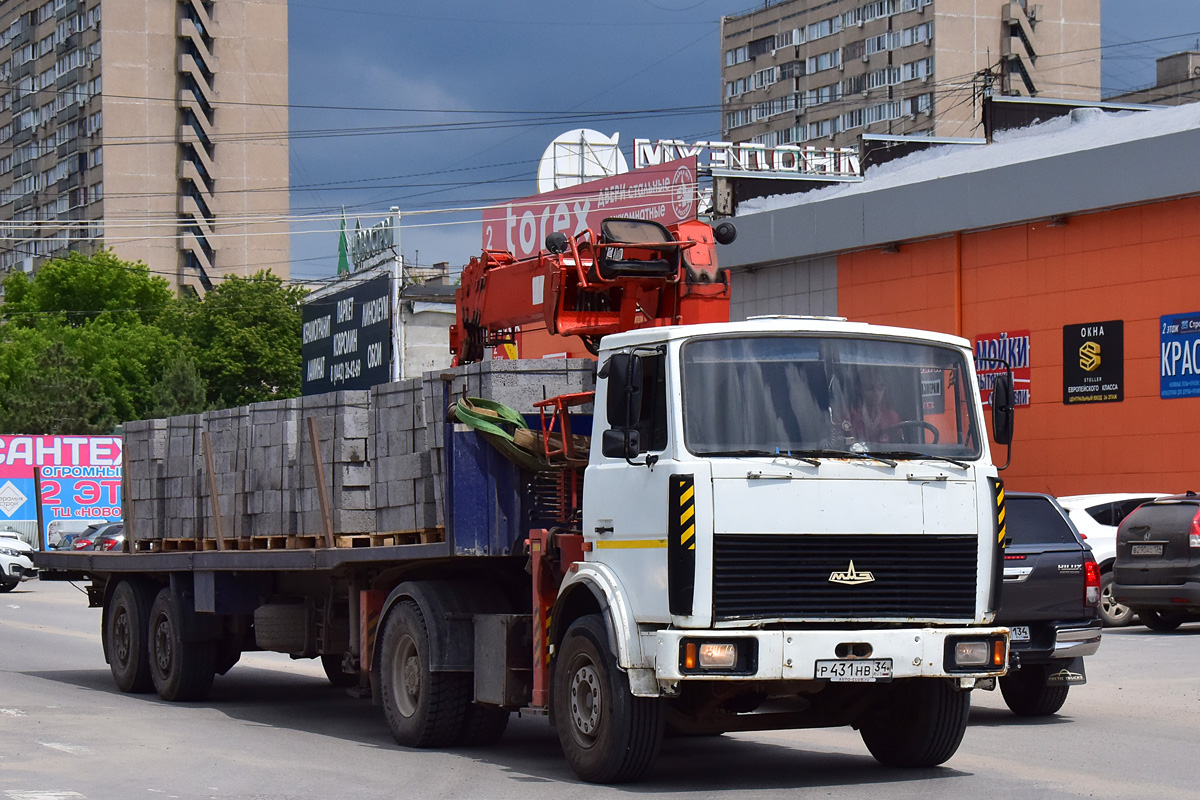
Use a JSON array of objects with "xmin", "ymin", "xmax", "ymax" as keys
[
  {"xmin": 990, "ymin": 374, "xmax": 1015, "ymax": 446},
  {"xmin": 545, "ymin": 232, "xmax": 569, "ymax": 254},
  {"xmin": 602, "ymin": 429, "xmax": 641, "ymax": 460},
  {"xmin": 605, "ymin": 353, "xmax": 643, "ymax": 428}
]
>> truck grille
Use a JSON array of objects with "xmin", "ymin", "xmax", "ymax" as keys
[{"xmin": 712, "ymin": 534, "xmax": 978, "ymax": 621}]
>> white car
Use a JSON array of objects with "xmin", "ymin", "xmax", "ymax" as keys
[
  {"xmin": 1057, "ymin": 493, "xmax": 1171, "ymax": 627},
  {"xmin": 0, "ymin": 532, "xmax": 36, "ymax": 592}
]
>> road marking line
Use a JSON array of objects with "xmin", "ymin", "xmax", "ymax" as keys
[
  {"xmin": 5, "ymin": 793, "xmax": 88, "ymax": 800},
  {"xmin": 38, "ymin": 743, "xmax": 92, "ymax": 755}
]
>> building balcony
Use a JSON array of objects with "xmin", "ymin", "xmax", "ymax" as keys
[
  {"xmin": 55, "ymin": 66, "xmax": 82, "ymax": 90},
  {"xmin": 55, "ymin": 32, "xmax": 81, "ymax": 56},
  {"xmin": 55, "ymin": 0, "xmax": 81, "ymax": 21},
  {"xmin": 177, "ymin": 18, "xmax": 219, "ymax": 71}
]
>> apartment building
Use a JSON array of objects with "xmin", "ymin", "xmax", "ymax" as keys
[
  {"xmin": 720, "ymin": 0, "xmax": 1100, "ymax": 149},
  {"xmin": 0, "ymin": 0, "xmax": 288, "ymax": 295}
]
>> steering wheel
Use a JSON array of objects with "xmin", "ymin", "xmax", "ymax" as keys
[{"xmin": 879, "ymin": 420, "xmax": 940, "ymax": 445}]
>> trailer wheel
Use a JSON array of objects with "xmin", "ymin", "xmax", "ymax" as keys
[
  {"xmin": 379, "ymin": 600, "xmax": 471, "ymax": 748},
  {"xmin": 148, "ymin": 587, "xmax": 216, "ymax": 702},
  {"xmin": 106, "ymin": 580, "xmax": 155, "ymax": 693},
  {"xmin": 859, "ymin": 678, "xmax": 969, "ymax": 768},
  {"xmin": 552, "ymin": 615, "xmax": 664, "ymax": 784},
  {"xmin": 999, "ymin": 665, "xmax": 1069, "ymax": 716}
]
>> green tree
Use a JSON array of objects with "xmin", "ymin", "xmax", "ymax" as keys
[
  {"xmin": 0, "ymin": 251, "xmax": 191, "ymax": 433},
  {"xmin": 2, "ymin": 249, "xmax": 176, "ymax": 328},
  {"xmin": 187, "ymin": 271, "xmax": 307, "ymax": 407},
  {"xmin": 0, "ymin": 338, "xmax": 114, "ymax": 434}
]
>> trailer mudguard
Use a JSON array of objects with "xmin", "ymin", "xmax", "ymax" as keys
[{"xmin": 376, "ymin": 579, "xmax": 505, "ymax": 673}]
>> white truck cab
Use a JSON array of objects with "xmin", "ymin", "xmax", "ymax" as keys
[{"xmin": 553, "ymin": 317, "xmax": 1010, "ymax": 780}]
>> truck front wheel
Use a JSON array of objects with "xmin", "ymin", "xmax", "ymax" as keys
[
  {"xmin": 148, "ymin": 587, "xmax": 216, "ymax": 702},
  {"xmin": 379, "ymin": 600, "xmax": 471, "ymax": 748},
  {"xmin": 552, "ymin": 615, "xmax": 663, "ymax": 783},
  {"xmin": 106, "ymin": 580, "xmax": 155, "ymax": 693},
  {"xmin": 859, "ymin": 679, "xmax": 969, "ymax": 768},
  {"xmin": 999, "ymin": 665, "xmax": 1069, "ymax": 716}
]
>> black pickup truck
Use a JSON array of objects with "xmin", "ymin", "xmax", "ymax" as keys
[{"xmin": 986, "ymin": 491, "xmax": 1103, "ymax": 716}]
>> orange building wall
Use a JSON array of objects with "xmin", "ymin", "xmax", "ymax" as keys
[{"xmin": 838, "ymin": 195, "xmax": 1200, "ymax": 496}]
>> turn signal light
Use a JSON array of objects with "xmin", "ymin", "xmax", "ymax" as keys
[
  {"xmin": 993, "ymin": 639, "xmax": 1005, "ymax": 667},
  {"xmin": 1190, "ymin": 506, "xmax": 1200, "ymax": 548},
  {"xmin": 684, "ymin": 643, "xmax": 697, "ymax": 670}
]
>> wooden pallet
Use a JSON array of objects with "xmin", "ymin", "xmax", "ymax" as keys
[{"xmin": 134, "ymin": 526, "xmax": 446, "ymax": 553}]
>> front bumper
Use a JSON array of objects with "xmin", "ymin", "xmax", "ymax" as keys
[
  {"xmin": 2, "ymin": 558, "xmax": 37, "ymax": 581},
  {"xmin": 653, "ymin": 626, "xmax": 1009, "ymax": 682}
]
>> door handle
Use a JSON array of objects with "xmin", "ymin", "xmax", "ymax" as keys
[{"xmin": 594, "ymin": 526, "xmax": 614, "ymax": 534}]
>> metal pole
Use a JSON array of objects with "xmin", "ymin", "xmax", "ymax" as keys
[{"xmin": 391, "ymin": 206, "xmax": 404, "ymax": 382}]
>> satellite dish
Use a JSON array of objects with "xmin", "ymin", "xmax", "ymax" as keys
[{"xmin": 536, "ymin": 129, "xmax": 629, "ymax": 194}]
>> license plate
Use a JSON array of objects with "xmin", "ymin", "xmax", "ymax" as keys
[
  {"xmin": 1009, "ymin": 625, "xmax": 1030, "ymax": 642},
  {"xmin": 814, "ymin": 658, "xmax": 893, "ymax": 682},
  {"xmin": 1131, "ymin": 543, "xmax": 1163, "ymax": 556}
]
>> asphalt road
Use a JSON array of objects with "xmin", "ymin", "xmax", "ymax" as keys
[{"xmin": 2, "ymin": 579, "xmax": 1198, "ymax": 800}]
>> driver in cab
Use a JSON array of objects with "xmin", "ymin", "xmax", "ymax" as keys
[{"xmin": 850, "ymin": 370, "xmax": 902, "ymax": 443}]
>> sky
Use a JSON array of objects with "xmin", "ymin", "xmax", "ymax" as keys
[{"xmin": 284, "ymin": 0, "xmax": 1200, "ymax": 284}]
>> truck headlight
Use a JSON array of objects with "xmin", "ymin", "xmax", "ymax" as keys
[
  {"xmin": 954, "ymin": 642, "xmax": 989, "ymax": 666},
  {"xmin": 698, "ymin": 643, "xmax": 737, "ymax": 669},
  {"xmin": 679, "ymin": 639, "xmax": 756, "ymax": 674},
  {"xmin": 945, "ymin": 636, "xmax": 1007, "ymax": 671}
]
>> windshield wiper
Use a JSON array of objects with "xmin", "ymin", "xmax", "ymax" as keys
[
  {"xmin": 700, "ymin": 449, "xmax": 820, "ymax": 467},
  {"xmin": 793, "ymin": 448, "xmax": 898, "ymax": 467},
  {"xmin": 868, "ymin": 450, "xmax": 971, "ymax": 469}
]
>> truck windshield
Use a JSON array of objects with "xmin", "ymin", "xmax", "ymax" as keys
[{"xmin": 681, "ymin": 335, "xmax": 982, "ymax": 460}]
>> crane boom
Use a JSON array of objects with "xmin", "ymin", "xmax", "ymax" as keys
[{"xmin": 451, "ymin": 217, "xmax": 735, "ymax": 364}]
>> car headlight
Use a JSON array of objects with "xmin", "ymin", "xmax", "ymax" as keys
[{"xmin": 0, "ymin": 547, "xmax": 21, "ymax": 557}]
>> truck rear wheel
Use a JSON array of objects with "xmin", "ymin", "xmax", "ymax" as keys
[
  {"xmin": 148, "ymin": 587, "xmax": 216, "ymax": 702},
  {"xmin": 859, "ymin": 679, "xmax": 969, "ymax": 768},
  {"xmin": 552, "ymin": 615, "xmax": 663, "ymax": 784},
  {"xmin": 999, "ymin": 665, "xmax": 1069, "ymax": 716},
  {"xmin": 379, "ymin": 600, "xmax": 472, "ymax": 748},
  {"xmin": 106, "ymin": 580, "xmax": 154, "ymax": 693}
]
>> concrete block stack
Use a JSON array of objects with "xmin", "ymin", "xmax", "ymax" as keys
[{"xmin": 123, "ymin": 358, "xmax": 597, "ymax": 549}]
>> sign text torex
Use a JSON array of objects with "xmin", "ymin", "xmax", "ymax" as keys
[
  {"xmin": 302, "ymin": 274, "xmax": 392, "ymax": 395},
  {"xmin": 1063, "ymin": 320, "xmax": 1123, "ymax": 404},
  {"xmin": 1160, "ymin": 311, "xmax": 1200, "ymax": 399},
  {"xmin": 481, "ymin": 158, "xmax": 697, "ymax": 261}
]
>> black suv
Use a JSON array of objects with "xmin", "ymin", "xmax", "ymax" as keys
[
  {"xmin": 988, "ymin": 492, "xmax": 1103, "ymax": 716},
  {"xmin": 1113, "ymin": 492, "xmax": 1200, "ymax": 631}
]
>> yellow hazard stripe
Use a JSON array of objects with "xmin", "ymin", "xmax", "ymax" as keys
[
  {"xmin": 594, "ymin": 538, "xmax": 668, "ymax": 549},
  {"xmin": 680, "ymin": 485, "xmax": 694, "ymax": 504},
  {"xmin": 680, "ymin": 505, "xmax": 695, "ymax": 525},
  {"xmin": 681, "ymin": 523, "xmax": 695, "ymax": 549}
]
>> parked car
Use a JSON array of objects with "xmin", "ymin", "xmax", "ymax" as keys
[
  {"xmin": 986, "ymin": 492, "xmax": 1102, "ymax": 716},
  {"xmin": 1112, "ymin": 492, "xmax": 1200, "ymax": 631},
  {"xmin": 91, "ymin": 523, "xmax": 125, "ymax": 552},
  {"xmin": 1058, "ymin": 493, "xmax": 1171, "ymax": 626},
  {"xmin": 70, "ymin": 521, "xmax": 122, "ymax": 551},
  {"xmin": 0, "ymin": 532, "xmax": 37, "ymax": 592}
]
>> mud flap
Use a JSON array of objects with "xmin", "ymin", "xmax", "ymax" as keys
[{"xmin": 1046, "ymin": 657, "xmax": 1086, "ymax": 686}]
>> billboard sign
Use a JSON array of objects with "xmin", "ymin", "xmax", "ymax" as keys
[
  {"xmin": 1160, "ymin": 311, "xmax": 1200, "ymax": 399},
  {"xmin": 481, "ymin": 158, "xmax": 698, "ymax": 261},
  {"xmin": 0, "ymin": 435, "xmax": 123, "ymax": 545},
  {"xmin": 633, "ymin": 138, "xmax": 860, "ymax": 180},
  {"xmin": 302, "ymin": 273, "xmax": 393, "ymax": 395},
  {"xmin": 1063, "ymin": 320, "xmax": 1124, "ymax": 404},
  {"xmin": 974, "ymin": 330, "xmax": 1031, "ymax": 407},
  {"xmin": 350, "ymin": 216, "xmax": 396, "ymax": 273}
]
